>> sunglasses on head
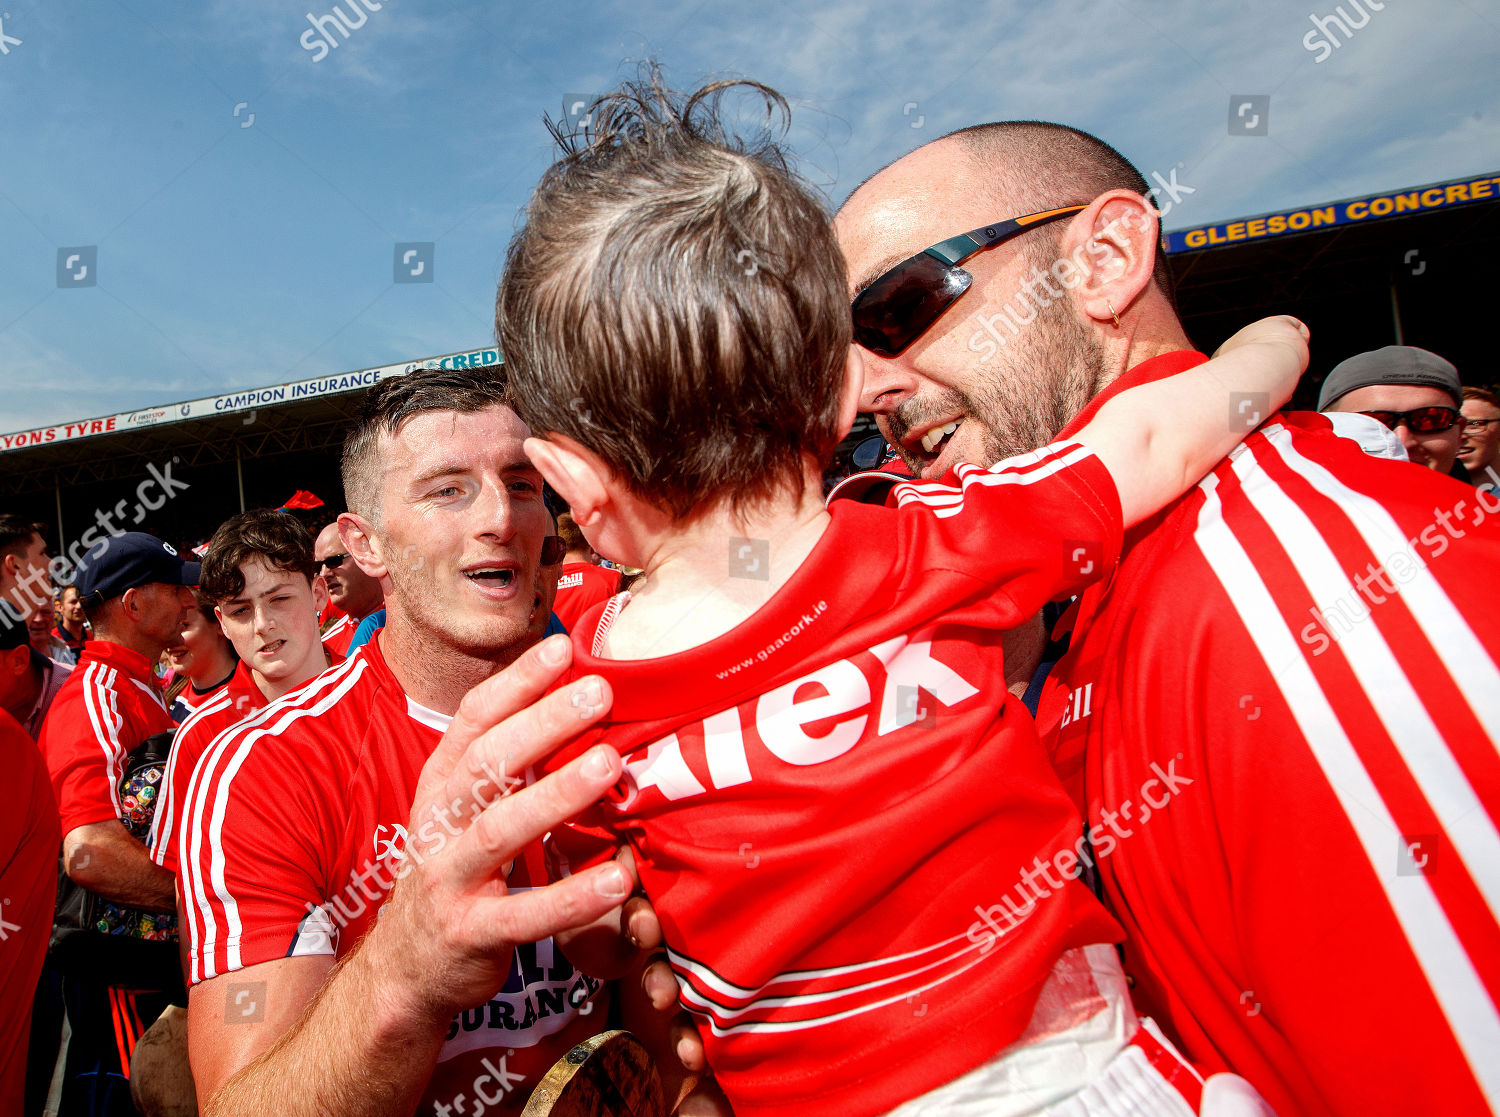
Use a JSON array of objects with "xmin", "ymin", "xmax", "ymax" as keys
[
  {"xmin": 1360, "ymin": 406, "xmax": 1460, "ymax": 434},
  {"xmin": 317, "ymin": 553, "xmax": 349, "ymax": 572},
  {"xmin": 851, "ymin": 205, "xmax": 1090, "ymax": 358}
]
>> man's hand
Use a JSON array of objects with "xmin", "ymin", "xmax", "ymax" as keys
[
  {"xmin": 196, "ymin": 633, "xmax": 636, "ymax": 1117},
  {"xmin": 1211, "ymin": 313, "xmax": 1310, "ymax": 365},
  {"xmin": 367, "ymin": 632, "xmax": 634, "ymax": 1025}
]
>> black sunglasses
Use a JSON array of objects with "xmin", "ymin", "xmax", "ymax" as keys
[
  {"xmin": 317, "ymin": 553, "xmax": 349, "ymax": 572},
  {"xmin": 851, "ymin": 205, "xmax": 1090, "ymax": 358},
  {"xmin": 1360, "ymin": 407, "xmax": 1460, "ymax": 434}
]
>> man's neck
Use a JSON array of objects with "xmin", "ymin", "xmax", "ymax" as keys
[
  {"xmin": 604, "ymin": 473, "xmax": 829, "ymax": 660},
  {"xmin": 88, "ymin": 625, "xmax": 164, "ymax": 669},
  {"xmin": 342, "ymin": 591, "xmax": 382, "ymax": 623},
  {"xmin": 191, "ymin": 649, "xmax": 239, "ymax": 693},
  {"xmin": 376, "ymin": 609, "xmax": 527, "ymax": 716},
  {"xmin": 1093, "ymin": 312, "xmax": 1195, "ymax": 398},
  {"xmin": 60, "ymin": 618, "xmax": 85, "ymax": 641}
]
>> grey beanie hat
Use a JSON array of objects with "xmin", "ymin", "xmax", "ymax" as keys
[{"xmin": 1318, "ymin": 345, "xmax": 1462, "ymax": 411}]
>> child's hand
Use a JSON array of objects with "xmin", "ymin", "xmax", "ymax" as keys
[{"xmin": 1213, "ymin": 314, "xmax": 1310, "ymax": 366}]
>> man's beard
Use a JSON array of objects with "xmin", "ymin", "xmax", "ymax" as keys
[
  {"xmin": 383, "ymin": 542, "xmax": 539, "ymax": 662},
  {"xmin": 888, "ymin": 295, "xmax": 1107, "ymax": 472}
]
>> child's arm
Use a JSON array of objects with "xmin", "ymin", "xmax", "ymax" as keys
[{"xmin": 1071, "ymin": 315, "xmax": 1309, "ymax": 527}]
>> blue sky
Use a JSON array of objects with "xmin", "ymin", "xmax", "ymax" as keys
[{"xmin": 1, "ymin": 0, "xmax": 1497, "ymax": 435}]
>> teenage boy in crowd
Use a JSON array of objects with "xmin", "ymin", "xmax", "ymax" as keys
[
  {"xmin": 497, "ymin": 72, "xmax": 1301, "ymax": 1116},
  {"xmin": 151, "ymin": 509, "xmax": 340, "ymax": 878}
]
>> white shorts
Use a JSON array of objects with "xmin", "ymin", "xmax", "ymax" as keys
[{"xmin": 883, "ymin": 945, "xmax": 1276, "ymax": 1117}]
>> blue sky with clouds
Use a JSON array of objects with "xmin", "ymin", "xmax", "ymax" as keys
[{"xmin": 1, "ymin": 0, "xmax": 1497, "ymax": 435}]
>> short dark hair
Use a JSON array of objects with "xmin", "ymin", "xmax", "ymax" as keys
[
  {"xmin": 555, "ymin": 510, "xmax": 587, "ymax": 554},
  {"xmin": 0, "ymin": 514, "xmax": 40, "ymax": 562},
  {"xmin": 201, "ymin": 510, "xmax": 317, "ymax": 604},
  {"xmin": 341, "ymin": 366, "xmax": 512, "ymax": 522},
  {"xmin": 943, "ymin": 120, "xmax": 1176, "ymax": 308},
  {"xmin": 496, "ymin": 65, "xmax": 851, "ymax": 519}
]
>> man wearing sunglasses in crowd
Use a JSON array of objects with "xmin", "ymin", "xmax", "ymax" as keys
[
  {"xmin": 313, "ymin": 521, "xmax": 385, "ymax": 656},
  {"xmin": 834, "ymin": 121, "xmax": 1500, "ymax": 1117},
  {"xmin": 1318, "ymin": 345, "xmax": 1468, "ymax": 477}
]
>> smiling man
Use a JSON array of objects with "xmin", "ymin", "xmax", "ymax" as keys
[
  {"xmin": 176, "ymin": 368, "xmax": 628, "ymax": 1117},
  {"xmin": 151, "ymin": 509, "xmax": 338, "ymax": 878},
  {"xmin": 1318, "ymin": 345, "xmax": 1465, "ymax": 474},
  {"xmin": 835, "ymin": 120, "xmax": 1500, "ymax": 1117}
]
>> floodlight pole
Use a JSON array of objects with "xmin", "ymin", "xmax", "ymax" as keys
[
  {"xmin": 1388, "ymin": 271, "xmax": 1405, "ymax": 346},
  {"xmin": 54, "ymin": 479, "xmax": 64, "ymax": 552},
  {"xmin": 235, "ymin": 443, "xmax": 246, "ymax": 513}
]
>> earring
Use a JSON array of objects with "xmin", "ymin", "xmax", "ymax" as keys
[{"xmin": 1106, "ymin": 299, "xmax": 1122, "ymax": 330}]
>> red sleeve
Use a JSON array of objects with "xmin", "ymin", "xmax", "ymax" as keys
[
  {"xmin": 891, "ymin": 440, "xmax": 1123, "ymax": 623},
  {"xmin": 177, "ymin": 721, "xmax": 334, "ymax": 985},
  {"xmin": 151, "ymin": 706, "xmax": 224, "ymax": 873},
  {"xmin": 41, "ymin": 674, "xmax": 134, "ymax": 835},
  {"xmin": 1046, "ymin": 415, "xmax": 1500, "ymax": 1116}
]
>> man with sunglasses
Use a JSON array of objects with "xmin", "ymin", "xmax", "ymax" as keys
[
  {"xmin": 1318, "ymin": 345, "xmax": 1466, "ymax": 476},
  {"xmin": 836, "ymin": 121, "xmax": 1500, "ymax": 1117},
  {"xmin": 314, "ymin": 521, "xmax": 385, "ymax": 656}
]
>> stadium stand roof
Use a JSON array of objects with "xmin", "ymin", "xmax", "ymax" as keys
[{"xmin": 2, "ymin": 168, "xmax": 1495, "ymax": 563}]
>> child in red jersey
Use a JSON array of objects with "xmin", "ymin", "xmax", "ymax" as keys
[{"xmin": 497, "ymin": 70, "xmax": 1299, "ymax": 1116}]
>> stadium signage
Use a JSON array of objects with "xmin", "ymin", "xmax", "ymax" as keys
[
  {"xmin": 0, "ymin": 346, "xmax": 503, "ymax": 453},
  {"xmin": 1165, "ymin": 171, "xmax": 1500, "ymax": 253}
]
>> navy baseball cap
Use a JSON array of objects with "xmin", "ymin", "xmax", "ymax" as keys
[{"xmin": 74, "ymin": 532, "xmax": 201, "ymax": 606}]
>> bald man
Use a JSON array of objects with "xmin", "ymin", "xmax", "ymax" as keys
[
  {"xmin": 314, "ymin": 520, "xmax": 384, "ymax": 655},
  {"xmin": 835, "ymin": 122, "xmax": 1500, "ymax": 1117}
]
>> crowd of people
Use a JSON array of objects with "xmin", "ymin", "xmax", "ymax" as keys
[{"xmin": 4, "ymin": 67, "xmax": 1499, "ymax": 1117}]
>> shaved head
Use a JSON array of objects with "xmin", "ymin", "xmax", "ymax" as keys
[
  {"xmin": 855, "ymin": 121, "xmax": 1174, "ymax": 305},
  {"xmin": 836, "ymin": 121, "xmax": 1188, "ymax": 479}
]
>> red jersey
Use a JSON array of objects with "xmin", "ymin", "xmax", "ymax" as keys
[
  {"xmin": 1036, "ymin": 352, "xmax": 1500, "ymax": 1117},
  {"xmin": 41, "ymin": 640, "xmax": 175, "ymax": 835},
  {"xmin": 320, "ymin": 613, "xmax": 357, "ymax": 656},
  {"xmin": 152, "ymin": 660, "xmax": 268, "ymax": 875},
  {"xmin": 177, "ymin": 635, "xmax": 606, "ymax": 1114},
  {"xmin": 0, "ymin": 708, "xmax": 61, "ymax": 1114},
  {"xmin": 551, "ymin": 562, "xmax": 621, "ymax": 633},
  {"xmin": 550, "ymin": 441, "xmax": 1125, "ymax": 1117}
]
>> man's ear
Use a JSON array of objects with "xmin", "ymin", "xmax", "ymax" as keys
[
  {"xmin": 1062, "ymin": 190, "xmax": 1160, "ymax": 328},
  {"xmin": 213, "ymin": 605, "xmax": 230, "ymax": 640},
  {"xmin": 524, "ymin": 435, "xmax": 611, "ymax": 529},
  {"xmin": 339, "ymin": 513, "xmax": 386, "ymax": 581},
  {"xmin": 2, "ymin": 645, "xmax": 29, "ymax": 679},
  {"xmin": 835, "ymin": 346, "xmax": 864, "ymax": 442},
  {"xmin": 310, "ymin": 574, "xmax": 329, "ymax": 615}
]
